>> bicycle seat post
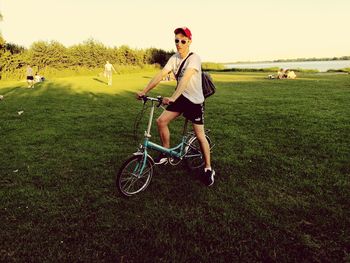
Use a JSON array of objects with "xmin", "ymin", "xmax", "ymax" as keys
[{"xmin": 182, "ymin": 118, "xmax": 189, "ymax": 135}]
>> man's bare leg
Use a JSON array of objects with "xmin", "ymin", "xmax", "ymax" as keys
[
  {"xmin": 156, "ymin": 110, "xmax": 181, "ymax": 148},
  {"xmin": 192, "ymin": 124, "xmax": 211, "ymax": 168},
  {"xmin": 193, "ymin": 123, "xmax": 215, "ymax": 186}
]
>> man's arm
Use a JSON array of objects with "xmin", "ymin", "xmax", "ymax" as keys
[
  {"xmin": 137, "ymin": 68, "xmax": 171, "ymax": 98},
  {"xmin": 162, "ymin": 68, "xmax": 196, "ymax": 104}
]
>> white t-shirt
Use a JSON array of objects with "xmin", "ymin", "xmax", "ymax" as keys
[
  {"xmin": 26, "ymin": 67, "xmax": 33, "ymax": 77},
  {"xmin": 164, "ymin": 52, "xmax": 204, "ymax": 104},
  {"xmin": 105, "ymin": 63, "xmax": 113, "ymax": 72}
]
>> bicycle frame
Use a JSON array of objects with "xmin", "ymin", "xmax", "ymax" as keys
[
  {"xmin": 144, "ymin": 136, "xmax": 187, "ymax": 159},
  {"xmin": 134, "ymin": 95, "xmax": 212, "ymax": 177},
  {"xmin": 142, "ymin": 98, "xmax": 189, "ymax": 158}
]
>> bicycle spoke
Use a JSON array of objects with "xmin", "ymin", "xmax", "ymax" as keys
[
  {"xmin": 120, "ymin": 176, "xmax": 134, "ymax": 184},
  {"xmin": 127, "ymin": 173, "xmax": 149, "ymax": 192},
  {"xmin": 126, "ymin": 173, "xmax": 145, "ymax": 191},
  {"xmin": 139, "ymin": 167, "xmax": 152, "ymax": 177},
  {"xmin": 120, "ymin": 171, "xmax": 136, "ymax": 182},
  {"xmin": 125, "ymin": 176, "xmax": 139, "ymax": 192},
  {"xmin": 189, "ymin": 145, "xmax": 200, "ymax": 153}
]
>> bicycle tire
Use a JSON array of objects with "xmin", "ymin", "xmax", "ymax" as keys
[
  {"xmin": 116, "ymin": 155, "xmax": 154, "ymax": 197},
  {"xmin": 185, "ymin": 135, "xmax": 212, "ymax": 171}
]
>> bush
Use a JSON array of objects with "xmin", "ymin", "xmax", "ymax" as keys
[
  {"xmin": 213, "ymin": 67, "xmax": 319, "ymax": 73},
  {"xmin": 327, "ymin": 68, "xmax": 350, "ymax": 73},
  {"xmin": 0, "ymin": 37, "xmax": 171, "ymax": 80},
  {"xmin": 217, "ymin": 67, "xmax": 279, "ymax": 72},
  {"xmin": 202, "ymin": 62, "xmax": 225, "ymax": 71}
]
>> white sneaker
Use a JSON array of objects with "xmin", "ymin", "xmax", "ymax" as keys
[{"xmin": 154, "ymin": 153, "xmax": 168, "ymax": 165}]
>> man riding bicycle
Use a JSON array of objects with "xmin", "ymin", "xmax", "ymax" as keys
[{"xmin": 136, "ymin": 27, "xmax": 215, "ymax": 186}]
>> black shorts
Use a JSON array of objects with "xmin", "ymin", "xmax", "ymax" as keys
[
  {"xmin": 27, "ymin": 76, "xmax": 34, "ymax": 80},
  {"xmin": 167, "ymin": 95, "xmax": 205, "ymax": 125}
]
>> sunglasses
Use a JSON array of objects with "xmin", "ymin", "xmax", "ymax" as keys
[{"xmin": 175, "ymin": 39, "xmax": 189, "ymax": 45}]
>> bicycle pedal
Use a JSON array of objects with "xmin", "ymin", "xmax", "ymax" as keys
[{"xmin": 168, "ymin": 157, "xmax": 182, "ymax": 166}]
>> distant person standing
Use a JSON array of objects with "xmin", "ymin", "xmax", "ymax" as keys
[
  {"xmin": 277, "ymin": 68, "xmax": 284, "ymax": 79},
  {"xmin": 26, "ymin": 65, "xmax": 34, "ymax": 88},
  {"xmin": 104, "ymin": 61, "xmax": 117, "ymax": 86}
]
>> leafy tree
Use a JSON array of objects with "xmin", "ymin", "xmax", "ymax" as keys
[
  {"xmin": 0, "ymin": 31, "xmax": 178, "ymax": 79},
  {"xmin": 0, "ymin": 36, "xmax": 10, "ymax": 79},
  {"xmin": 28, "ymin": 41, "xmax": 50, "ymax": 69},
  {"xmin": 5, "ymin": 43, "xmax": 25, "ymax": 55},
  {"xmin": 28, "ymin": 41, "xmax": 68, "ymax": 70},
  {"xmin": 115, "ymin": 45, "xmax": 133, "ymax": 65},
  {"xmin": 145, "ymin": 48, "xmax": 174, "ymax": 67},
  {"xmin": 68, "ymin": 39, "xmax": 108, "ymax": 67}
]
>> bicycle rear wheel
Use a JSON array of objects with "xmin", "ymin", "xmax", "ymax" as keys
[
  {"xmin": 185, "ymin": 135, "xmax": 212, "ymax": 171},
  {"xmin": 116, "ymin": 155, "xmax": 154, "ymax": 197}
]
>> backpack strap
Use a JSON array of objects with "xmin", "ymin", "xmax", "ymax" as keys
[{"xmin": 175, "ymin": 52, "xmax": 193, "ymax": 81}]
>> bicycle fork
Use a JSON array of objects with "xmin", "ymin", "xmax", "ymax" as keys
[{"xmin": 132, "ymin": 150, "xmax": 149, "ymax": 178}]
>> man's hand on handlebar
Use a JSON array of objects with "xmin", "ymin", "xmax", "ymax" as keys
[
  {"xmin": 136, "ymin": 91, "xmax": 146, "ymax": 100},
  {"xmin": 162, "ymin": 97, "xmax": 175, "ymax": 105},
  {"xmin": 135, "ymin": 93, "xmax": 171, "ymax": 106}
]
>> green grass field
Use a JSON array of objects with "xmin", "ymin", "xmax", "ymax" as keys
[{"xmin": 0, "ymin": 71, "xmax": 349, "ymax": 262}]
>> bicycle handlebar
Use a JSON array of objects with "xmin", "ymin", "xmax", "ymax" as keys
[
  {"xmin": 139, "ymin": 95, "xmax": 164, "ymax": 108},
  {"xmin": 141, "ymin": 95, "xmax": 163, "ymax": 103}
]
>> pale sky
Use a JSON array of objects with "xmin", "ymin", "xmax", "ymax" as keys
[{"xmin": 1, "ymin": 0, "xmax": 349, "ymax": 62}]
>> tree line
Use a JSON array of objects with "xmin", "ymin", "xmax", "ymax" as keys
[
  {"xmin": 0, "ymin": 36, "xmax": 175, "ymax": 80},
  {"xmin": 272, "ymin": 56, "xmax": 350, "ymax": 63}
]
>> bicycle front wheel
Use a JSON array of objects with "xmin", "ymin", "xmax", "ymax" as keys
[{"xmin": 116, "ymin": 155, "xmax": 154, "ymax": 197}]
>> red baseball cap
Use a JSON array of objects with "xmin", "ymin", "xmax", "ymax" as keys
[{"xmin": 174, "ymin": 27, "xmax": 192, "ymax": 40}]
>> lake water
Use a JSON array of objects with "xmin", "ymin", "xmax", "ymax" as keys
[{"xmin": 225, "ymin": 60, "xmax": 350, "ymax": 72}]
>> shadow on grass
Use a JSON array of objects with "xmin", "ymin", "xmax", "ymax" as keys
[
  {"xmin": 92, "ymin": 77, "xmax": 108, "ymax": 85},
  {"xmin": 0, "ymin": 85, "xmax": 25, "ymax": 96}
]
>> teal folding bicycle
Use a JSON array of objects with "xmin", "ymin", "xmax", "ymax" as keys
[{"xmin": 116, "ymin": 96, "xmax": 213, "ymax": 197}]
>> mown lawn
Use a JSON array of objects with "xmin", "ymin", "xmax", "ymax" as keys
[{"xmin": 0, "ymin": 72, "xmax": 349, "ymax": 262}]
